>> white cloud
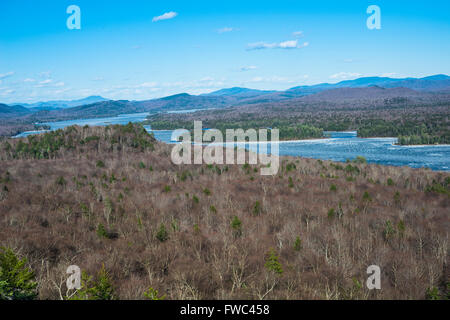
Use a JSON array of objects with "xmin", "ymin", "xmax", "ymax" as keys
[
  {"xmin": 292, "ymin": 31, "xmax": 303, "ymax": 37},
  {"xmin": 380, "ymin": 72, "xmax": 398, "ymax": 78},
  {"xmin": 160, "ymin": 78, "xmax": 226, "ymax": 92},
  {"xmin": 329, "ymin": 72, "xmax": 362, "ymax": 80},
  {"xmin": 34, "ymin": 79, "xmax": 65, "ymax": 88},
  {"xmin": 24, "ymin": 78, "xmax": 36, "ymax": 82},
  {"xmin": 152, "ymin": 11, "xmax": 178, "ymax": 22},
  {"xmin": 247, "ymin": 42, "xmax": 276, "ymax": 50},
  {"xmin": 250, "ymin": 76, "xmax": 264, "ymax": 82},
  {"xmin": 106, "ymin": 82, "xmax": 159, "ymax": 93},
  {"xmin": 0, "ymin": 89, "xmax": 15, "ymax": 96},
  {"xmin": 278, "ymin": 40, "xmax": 300, "ymax": 49},
  {"xmin": 217, "ymin": 27, "xmax": 234, "ymax": 33},
  {"xmin": 138, "ymin": 82, "xmax": 158, "ymax": 88},
  {"xmin": 51, "ymin": 88, "xmax": 70, "ymax": 95},
  {"xmin": 0, "ymin": 71, "xmax": 15, "ymax": 79},
  {"xmin": 248, "ymin": 76, "xmax": 295, "ymax": 84},
  {"xmin": 247, "ymin": 40, "xmax": 309, "ymax": 50},
  {"xmin": 240, "ymin": 66, "xmax": 258, "ymax": 71},
  {"xmin": 299, "ymin": 42, "xmax": 309, "ymax": 48},
  {"xmin": 39, "ymin": 79, "xmax": 53, "ymax": 85},
  {"xmin": 92, "ymin": 77, "xmax": 104, "ymax": 82}
]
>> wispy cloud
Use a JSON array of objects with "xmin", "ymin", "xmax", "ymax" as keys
[
  {"xmin": 23, "ymin": 78, "xmax": 36, "ymax": 83},
  {"xmin": 380, "ymin": 72, "xmax": 398, "ymax": 78},
  {"xmin": 34, "ymin": 79, "xmax": 65, "ymax": 88},
  {"xmin": 292, "ymin": 31, "xmax": 304, "ymax": 37},
  {"xmin": 51, "ymin": 88, "xmax": 70, "ymax": 95},
  {"xmin": 240, "ymin": 66, "xmax": 258, "ymax": 71},
  {"xmin": 0, "ymin": 89, "xmax": 15, "ymax": 96},
  {"xmin": 247, "ymin": 40, "xmax": 309, "ymax": 50},
  {"xmin": 138, "ymin": 82, "xmax": 158, "ymax": 88},
  {"xmin": 152, "ymin": 11, "xmax": 178, "ymax": 22},
  {"xmin": 0, "ymin": 71, "xmax": 15, "ymax": 79},
  {"xmin": 329, "ymin": 72, "xmax": 362, "ymax": 80},
  {"xmin": 160, "ymin": 78, "xmax": 226, "ymax": 91},
  {"xmin": 40, "ymin": 79, "xmax": 53, "ymax": 84},
  {"xmin": 247, "ymin": 76, "xmax": 295, "ymax": 84},
  {"xmin": 217, "ymin": 27, "xmax": 235, "ymax": 33}
]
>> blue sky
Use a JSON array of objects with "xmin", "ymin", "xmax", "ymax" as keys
[{"xmin": 0, "ymin": 0, "xmax": 449, "ymax": 103}]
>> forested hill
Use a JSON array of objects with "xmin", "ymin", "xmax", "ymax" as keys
[
  {"xmin": 146, "ymin": 90, "xmax": 450, "ymax": 145},
  {"xmin": 0, "ymin": 123, "xmax": 449, "ymax": 299}
]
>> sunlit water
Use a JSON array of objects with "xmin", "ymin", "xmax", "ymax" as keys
[{"xmin": 13, "ymin": 114, "xmax": 450, "ymax": 171}]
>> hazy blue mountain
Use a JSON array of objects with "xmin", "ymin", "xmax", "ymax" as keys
[
  {"xmin": 204, "ymin": 87, "xmax": 276, "ymax": 98},
  {"xmin": 17, "ymin": 96, "xmax": 109, "ymax": 110},
  {"xmin": 286, "ymin": 75, "xmax": 450, "ymax": 96},
  {"xmin": 30, "ymin": 93, "xmax": 234, "ymax": 121},
  {"xmin": 298, "ymin": 86, "xmax": 429, "ymax": 102},
  {"xmin": 4, "ymin": 74, "xmax": 448, "ymax": 122},
  {"xmin": 202, "ymin": 75, "xmax": 450, "ymax": 103},
  {"xmin": 380, "ymin": 76, "xmax": 450, "ymax": 91},
  {"xmin": 135, "ymin": 93, "xmax": 233, "ymax": 111},
  {"xmin": 420, "ymin": 74, "xmax": 450, "ymax": 81},
  {"xmin": 0, "ymin": 103, "xmax": 30, "ymax": 116}
]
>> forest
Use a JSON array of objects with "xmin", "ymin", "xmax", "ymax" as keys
[
  {"xmin": 146, "ymin": 100, "xmax": 450, "ymax": 145},
  {"xmin": 0, "ymin": 124, "xmax": 448, "ymax": 300}
]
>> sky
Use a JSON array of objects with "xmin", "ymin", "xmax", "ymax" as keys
[{"xmin": 0, "ymin": 0, "xmax": 449, "ymax": 103}]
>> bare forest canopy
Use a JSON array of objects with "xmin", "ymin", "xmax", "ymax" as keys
[{"xmin": 0, "ymin": 124, "xmax": 448, "ymax": 300}]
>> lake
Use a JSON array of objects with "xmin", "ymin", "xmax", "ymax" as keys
[{"xmin": 13, "ymin": 114, "xmax": 450, "ymax": 171}]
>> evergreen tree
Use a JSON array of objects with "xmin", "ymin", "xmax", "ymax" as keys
[{"xmin": 0, "ymin": 247, "xmax": 37, "ymax": 300}]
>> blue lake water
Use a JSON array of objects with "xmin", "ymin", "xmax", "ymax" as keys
[
  {"xmin": 274, "ymin": 132, "xmax": 450, "ymax": 171},
  {"xmin": 13, "ymin": 114, "xmax": 450, "ymax": 171}
]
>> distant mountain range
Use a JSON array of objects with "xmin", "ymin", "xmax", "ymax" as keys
[
  {"xmin": 11, "ymin": 95, "xmax": 109, "ymax": 111},
  {"xmin": 205, "ymin": 74, "xmax": 450, "ymax": 101},
  {"xmin": 286, "ymin": 74, "xmax": 450, "ymax": 94},
  {"xmin": 203, "ymin": 87, "xmax": 276, "ymax": 98},
  {"xmin": 299, "ymin": 86, "xmax": 429, "ymax": 102},
  {"xmin": 26, "ymin": 93, "xmax": 234, "ymax": 121},
  {"xmin": 1, "ymin": 74, "xmax": 449, "ymax": 121},
  {"xmin": 0, "ymin": 103, "xmax": 31, "ymax": 116}
]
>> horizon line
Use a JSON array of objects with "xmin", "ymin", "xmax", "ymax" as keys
[{"xmin": 5, "ymin": 73, "xmax": 449, "ymax": 105}]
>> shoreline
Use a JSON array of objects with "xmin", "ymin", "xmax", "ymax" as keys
[
  {"xmin": 6, "ymin": 126, "xmax": 450, "ymax": 172},
  {"xmin": 11, "ymin": 126, "xmax": 450, "ymax": 147}
]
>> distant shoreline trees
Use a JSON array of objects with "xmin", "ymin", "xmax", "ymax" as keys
[{"xmin": 148, "ymin": 117, "xmax": 449, "ymax": 145}]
